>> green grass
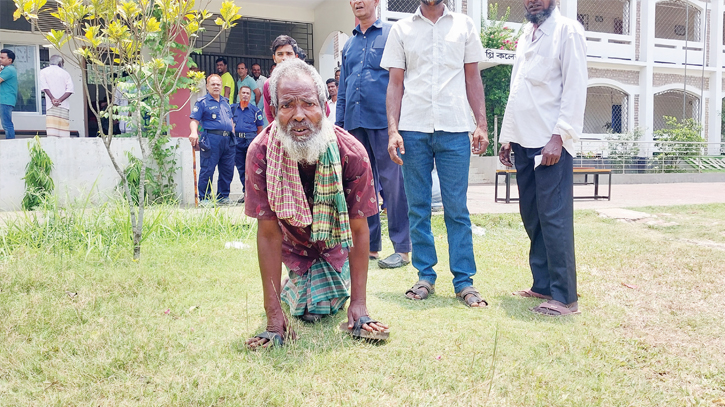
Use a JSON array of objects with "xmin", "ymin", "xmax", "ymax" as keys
[{"xmin": 1, "ymin": 204, "xmax": 724, "ymax": 406}]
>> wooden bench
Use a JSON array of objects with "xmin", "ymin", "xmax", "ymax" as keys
[{"xmin": 495, "ymin": 167, "xmax": 612, "ymax": 203}]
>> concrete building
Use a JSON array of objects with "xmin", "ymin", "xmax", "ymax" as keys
[
  {"xmin": 481, "ymin": 0, "xmax": 723, "ymax": 155},
  {"xmin": 1, "ymin": 0, "xmax": 724, "ymax": 154}
]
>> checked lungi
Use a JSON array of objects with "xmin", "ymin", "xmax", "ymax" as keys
[
  {"xmin": 46, "ymin": 106, "xmax": 70, "ymax": 138},
  {"xmin": 281, "ymin": 258, "xmax": 350, "ymax": 316}
]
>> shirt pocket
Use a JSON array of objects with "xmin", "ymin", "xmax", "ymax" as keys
[
  {"xmin": 444, "ymin": 40, "xmax": 465, "ymax": 69},
  {"xmin": 525, "ymin": 55, "xmax": 559, "ymax": 86},
  {"xmin": 368, "ymin": 35, "xmax": 387, "ymax": 67}
]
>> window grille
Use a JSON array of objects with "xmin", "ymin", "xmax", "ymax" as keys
[
  {"xmin": 387, "ymin": 0, "xmax": 458, "ymax": 13},
  {"xmin": 487, "ymin": 0, "xmax": 527, "ymax": 23},
  {"xmin": 653, "ymin": 89, "xmax": 700, "ymax": 131},
  {"xmin": 195, "ymin": 17, "xmax": 314, "ymax": 62},
  {"xmin": 655, "ymin": 1, "xmax": 701, "ymax": 42},
  {"xmin": 583, "ymin": 86, "xmax": 629, "ymax": 134},
  {"xmin": 577, "ymin": 0, "xmax": 631, "ymax": 35}
]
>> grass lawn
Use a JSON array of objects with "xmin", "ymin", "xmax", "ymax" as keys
[{"xmin": 1, "ymin": 203, "xmax": 724, "ymax": 406}]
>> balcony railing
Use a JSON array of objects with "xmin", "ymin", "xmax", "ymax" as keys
[
  {"xmin": 586, "ymin": 32, "xmax": 635, "ymax": 61},
  {"xmin": 652, "ymin": 38, "xmax": 706, "ymax": 66}
]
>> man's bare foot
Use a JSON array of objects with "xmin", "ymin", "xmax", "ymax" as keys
[
  {"xmin": 246, "ymin": 310, "xmax": 297, "ymax": 350},
  {"xmin": 369, "ymin": 251, "xmax": 379, "ymax": 260}
]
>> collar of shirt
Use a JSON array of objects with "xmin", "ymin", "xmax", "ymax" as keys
[
  {"xmin": 528, "ymin": 7, "xmax": 559, "ymax": 42},
  {"xmin": 353, "ymin": 18, "xmax": 383, "ymax": 36},
  {"xmin": 412, "ymin": 4, "xmax": 451, "ymax": 24},
  {"xmin": 204, "ymin": 93, "xmax": 226, "ymax": 104}
]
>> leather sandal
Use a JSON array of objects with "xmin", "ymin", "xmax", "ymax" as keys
[
  {"xmin": 456, "ymin": 286, "xmax": 488, "ymax": 308},
  {"xmin": 405, "ymin": 280, "xmax": 434, "ymax": 300}
]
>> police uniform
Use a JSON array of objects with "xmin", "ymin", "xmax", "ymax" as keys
[
  {"xmin": 231, "ymin": 102, "xmax": 264, "ymax": 194},
  {"xmin": 190, "ymin": 93, "xmax": 235, "ymax": 201}
]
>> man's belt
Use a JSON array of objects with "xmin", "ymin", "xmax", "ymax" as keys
[
  {"xmin": 236, "ymin": 132, "xmax": 257, "ymax": 138},
  {"xmin": 206, "ymin": 130, "xmax": 231, "ymax": 136}
]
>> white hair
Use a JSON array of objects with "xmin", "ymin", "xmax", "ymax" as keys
[
  {"xmin": 49, "ymin": 55, "xmax": 63, "ymax": 66},
  {"xmin": 268, "ymin": 58, "xmax": 327, "ymax": 113}
]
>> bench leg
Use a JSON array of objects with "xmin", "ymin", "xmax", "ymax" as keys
[
  {"xmin": 495, "ymin": 173, "xmax": 500, "ymax": 202},
  {"xmin": 594, "ymin": 174, "xmax": 600, "ymax": 198},
  {"xmin": 505, "ymin": 173, "xmax": 511, "ymax": 204}
]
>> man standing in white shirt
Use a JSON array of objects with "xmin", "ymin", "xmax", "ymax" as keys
[
  {"xmin": 498, "ymin": 0, "xmax": 587, "ymax": 316},
  {"xmin": 381, "ymin": 0, "xmax": 489, "ymax": 307},
  {"xmin": 39, "ymin": 55, "xmax": 74, "ymax": 137}
]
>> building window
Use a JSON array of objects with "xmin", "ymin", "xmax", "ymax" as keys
[
  {"xmin": 584, "ymin": 86, "xmax": 629, "ymax": 134},
  {"xmin": 1, "ymin": 44, "xmax": 38, "ymax": 113},
  {"xmin": 577, "ymin": 0, "xmax": 631, "ymax": 35},
  {"xmin": 653, "ymin": 90, "xmax": 700, "ymax": 131},
  {"xmin": 487, "ymin": 0, "xmax": 527, "ymax": 24},
  {"xmin": 655, "ymin": 1, "xmax": 701, "ymax": 42},
  {"xmin": 0, "ymin": 0, "xmax": 32, "ymax": 31}
]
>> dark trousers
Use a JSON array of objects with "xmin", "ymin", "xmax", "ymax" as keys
[
  {"xmin": 512, "ymin": 143, "xmax": 577, "ymax": 304},
  {"xmin": 349, "ymin": 127, "xmax": 411, "ymax": 254},
  {"xmin": 235, "ymin": 136, "xmax": 254, "ymax": 192},
  {"xmin": 198, "ymin": 132, "xmax": 235, "ymax": 200}
]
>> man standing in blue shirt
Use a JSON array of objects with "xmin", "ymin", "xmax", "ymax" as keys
[
  {"xmin": 337, "ymin": 0, "xmax": 411, "ymax": 269},
  {"xmin": 189, "ymin": 74, "xmax": 235, "ymax": 204},
  {"xmin": 0, "ymin": 49, "xmax": 18, "ymax": 139},
  {"xmin": 232, "ymin": 85, "xmax": 264, "ymax": 203},
  {"xmin": 235, "ymin": 62, "xmax": 261, "ymax": 105}
]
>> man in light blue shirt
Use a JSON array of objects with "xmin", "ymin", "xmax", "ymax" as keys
[
  {"xmin": 236, "ymin": 62, "xmax": 261, "ymax": 105},
  {"xmin": 0, "ymin": 49, "xmax": 18, "ymax": 139}
]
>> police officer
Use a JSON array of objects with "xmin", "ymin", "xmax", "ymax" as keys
[
  {"xmin": 232, "ymin": 85, "xmax": 264, "ymax": 203},
  {"xmin": 189, "ymin": 74, "xmax": 235, "ymax": 204}
]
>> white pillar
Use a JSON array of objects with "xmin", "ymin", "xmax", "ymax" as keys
[
  {"xmin": 639, "ymin": 0, "xmax": 656, "ymax": 156},
  {"xmin": 469, "ymin": 0, "xmax": 483, "ymax": 34},
  {"xmin": 707, "ymin": 0, "xmax": 723, "ymax": 154},
  {"xmin": 559, "ymin": 0, "xmax": 578, "ymax": 20}
]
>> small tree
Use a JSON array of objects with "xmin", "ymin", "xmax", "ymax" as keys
[
  {"xmin": 479, "ymin": 4, "xmax": 523, "ymax": 155},
  {"xmin": 22, "ymin": 136, "xmax": 55, "ymax": 211},
  {"xmin": 654, "ymin": 116, "xmax": 704, "ymax": 172},
  {"xmin": 14, "ymin": 0, "xmax": 241, "ymax": 260}
]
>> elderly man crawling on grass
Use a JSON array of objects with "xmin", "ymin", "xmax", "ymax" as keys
[{"xmin": 244, "ymin": 58, "xmax": 389, "ymax": 349}]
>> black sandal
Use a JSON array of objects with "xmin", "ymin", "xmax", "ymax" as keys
[
  {"xmin": 248, "ymin": 331, "xmax": 284, "ymax": 349},
  {"xmin": 339, "ymin": 316, "xmax": 389, "ymax": 340}
]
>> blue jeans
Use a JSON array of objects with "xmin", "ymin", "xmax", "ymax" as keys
[
  {"xmin": 1, "ymin": 104, "xmax": 14, "ymax": 139},
  {"xmin": 399, "ymin": 130, "xmax": 477, "ymax": 293}
]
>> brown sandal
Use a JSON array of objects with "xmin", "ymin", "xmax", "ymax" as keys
[
  {"xmin": 530, "ymin": 300, "xmax": 580, "ymax": 316},
  {"xmin": 456, "ymin": 286, "xmax": 488, "ymax": 308},
  {"xmin": 512, "ymin": 289, "xmax": 552, "ymax": 300},
  {"xmin": 405, "ymin": 280, "xmax": 434, "ymax": 300}
]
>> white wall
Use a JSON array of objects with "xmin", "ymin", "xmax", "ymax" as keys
[
  {"xmin": 0, "ymin": 29, "xmax": 86, "ymax": 138},
  {"xmin": 0, "ymin": 138, "xmax": 193, "ymax": 211},
  {"xmin": 205, "ymin": 0, "xmax": 315, "ymax": 22},
  {"xmin": 313, "ymin": 0, "xmax": 355, "ymax": 72}
]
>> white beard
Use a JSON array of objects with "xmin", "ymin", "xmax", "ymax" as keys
[{"xmin": 277, "ymin": 117, "xmax": 333, "ymax": 165}]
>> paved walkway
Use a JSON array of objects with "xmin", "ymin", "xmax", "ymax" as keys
[{"xmin": 467, "ymin": 182, "xmax": 725, "ymax": 214}]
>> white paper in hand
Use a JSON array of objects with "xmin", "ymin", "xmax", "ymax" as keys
[{"xmin": 534, "ymin": 155, "xmax": 543, "ymax": 169}]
